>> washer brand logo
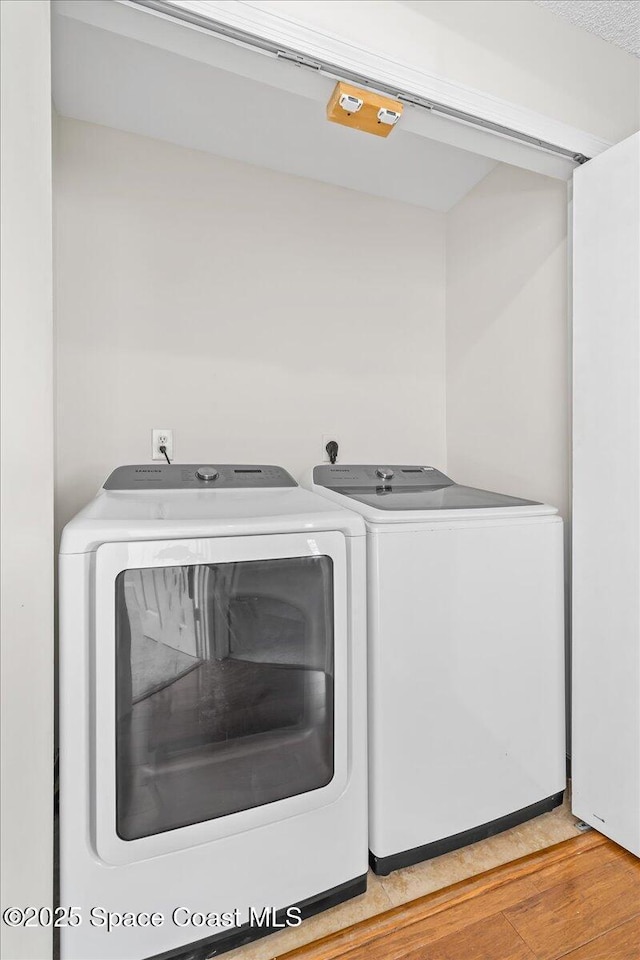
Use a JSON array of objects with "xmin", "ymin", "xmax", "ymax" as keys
[{"xmin": 135, "ymin": 468, "xmax": 162, "ymax": 473}]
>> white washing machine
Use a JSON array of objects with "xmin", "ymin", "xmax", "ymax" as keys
[
  {"xmin": 304, "ymin": 464, "xmax": 566, "ymax": 875},
  {"xmin": 58, "ymin": 464, "xmax": 367, "ymax": 960}
]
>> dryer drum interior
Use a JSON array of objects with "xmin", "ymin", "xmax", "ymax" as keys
[{"xmin": 115, "ymin": 555, "xmax": 335, "ymax": 841}]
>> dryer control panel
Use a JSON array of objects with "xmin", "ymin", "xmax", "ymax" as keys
[
  {"xmin": 313, "ymin": 464, "xmax": 454, "ymax": 489},
  {"xmin": 104, "ymin": 464, "xmax": 297, "ymax": 490}
]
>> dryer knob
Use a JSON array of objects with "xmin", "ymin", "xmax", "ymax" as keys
[
  {"xmin": 196, "ymin": 466, "xmax": 219, "ymax": 482},
  {"xmin": 376, "ymin": 467, "xmax": 394, "ymax": 481}
]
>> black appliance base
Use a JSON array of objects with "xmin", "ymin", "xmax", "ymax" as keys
[
  {"xmin": 370, "ymin": 791, "xmax": 565, "ymax": 876},
  {"xmin": 152, "ymin": 873, "xmax": 368, "ymax": 960}
]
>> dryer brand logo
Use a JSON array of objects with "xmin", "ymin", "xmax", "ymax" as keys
[{"xmin": 135, "ymin": 468, "xmax": 162, "ymax": 473}]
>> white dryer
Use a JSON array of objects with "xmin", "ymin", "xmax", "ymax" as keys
[
  {"xmin": 304, "ymin": 464, "xmax": 566, "ymax": 875},
  {"xmin": 58, "ymin": 464, "xmax": 367, "ymax": 960}
]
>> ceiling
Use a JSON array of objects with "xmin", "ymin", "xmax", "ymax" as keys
[
  {"xmin": 533, "ymin": 0, "xmax": 640, "ymax": 57},
  {"xmin": 51, "ymin": 11, "xmax": 496, "ymax": 213}
]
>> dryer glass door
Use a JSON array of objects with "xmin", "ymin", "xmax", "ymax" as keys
[
  {"xmin": 115, "ymin": 555, "xmax": 334, "ymax": 840},
  {"xmin": 93, "ymin": 531, "xmax": 348, "ymax": 864}
]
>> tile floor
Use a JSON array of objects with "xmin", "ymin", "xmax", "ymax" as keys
[{"xmin": 220, "ymin": 792, "xmax": 584, "ymax": 960}]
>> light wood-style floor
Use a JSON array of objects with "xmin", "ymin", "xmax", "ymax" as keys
[{"xmin": 280, "ymin": 832, "xmax": 640, "ymax": 960}]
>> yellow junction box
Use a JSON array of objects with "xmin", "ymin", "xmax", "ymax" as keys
[{"xmin": 326, "ymin": 81, "xmax": 403, "ymax": 138}]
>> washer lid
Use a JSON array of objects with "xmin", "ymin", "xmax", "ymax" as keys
[
  {"xmin": 311, "ymin": 464, "xmax": 553, "ymax": 519},
  {"xmin": 333, "ymin": 484, "xmax": 539, "ymax": 512}
]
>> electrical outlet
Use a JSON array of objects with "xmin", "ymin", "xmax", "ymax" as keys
[
  {"xmin": 152, "ymin": 429, "xmax": 174, "ymax": 461},
  {"xmin": 322, "ymin": 434, "xmax": 341, "ymax": 463}
]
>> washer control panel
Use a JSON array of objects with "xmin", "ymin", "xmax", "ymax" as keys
[
  {"xmin": 313, "ymin": 464, "xmax": 453, "ymax": 489},
  {"xmin": 104, "ymin": 464, "xmax": 297, "ymax": 490}
]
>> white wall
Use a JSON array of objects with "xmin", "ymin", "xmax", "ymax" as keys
[
  {"xmin": 0, "ymin": 3, "xmax": 54, "ymax": 959},
  {"xmin": 54, "ymin": 118, "xmax": 571, "ymax": 536},
  {"xmin": 445, "ymin": 162, "xmax": 570, "ymax": 749},
  {"xmin": 445, "ymin": 163, "xmax": 569, "ymax": 517},
  {"xmin": 244, "ymin": 0, "xmax": 640, "ymax": 144},
  {"xmin": 54, "ymin": 118, "xmax": 446, "ymax": 532}
]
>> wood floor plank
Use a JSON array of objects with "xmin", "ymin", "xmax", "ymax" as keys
[
  {"xmin": 279, "ymin": 835, "xmax": 619, "ymax": 960},
  {"xmin": 402, "ymin": 913, "xmax": 536, "ymax": 960},
  {"xmin": 530, "ymin": 840, "xmax": 630, "ymax": 893},
  {"xmin": 333, "ymin": 876, "xmax": 541, "ymax": 960},
  {"xmin": 504, "ymin": 860, "xmax": 640, "ymax": 960},
  {"xmin": 560, "ymin": 916, "xmax": 640, "ymax": 960},
  {"xmin": 280, "ymin": 835, "xmax": 606, "ymax": 960}
]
